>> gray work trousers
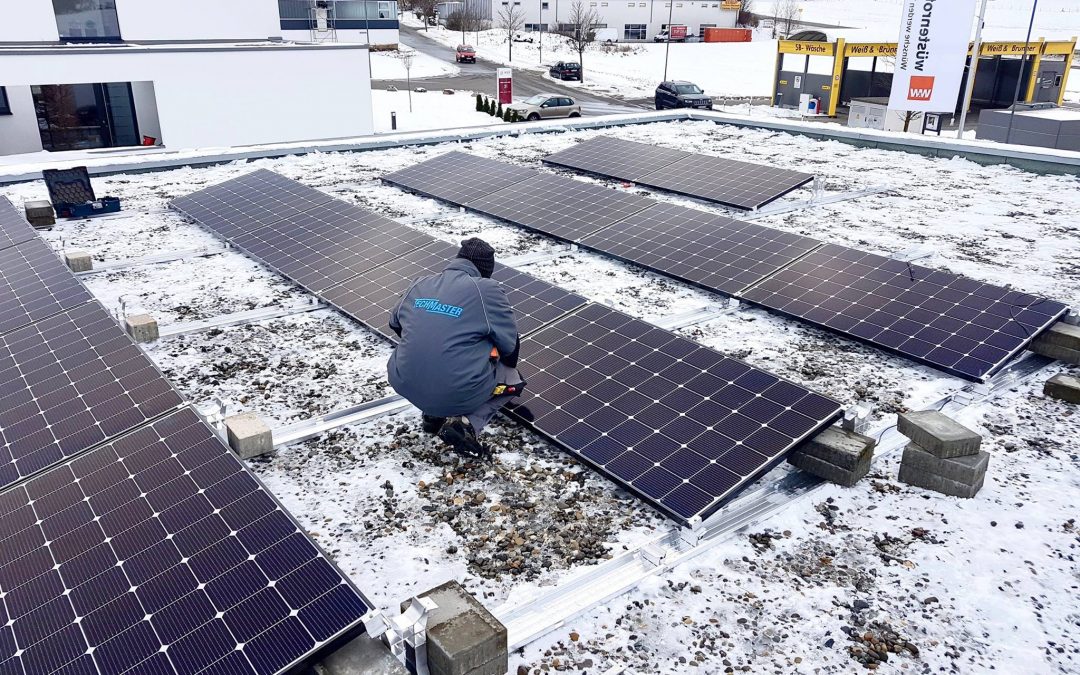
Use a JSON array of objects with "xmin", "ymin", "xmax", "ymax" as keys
[{"xmin": 466, "ymin": 362, "xmax": 524, "ymax": 434}]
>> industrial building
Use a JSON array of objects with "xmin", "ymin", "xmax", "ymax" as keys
[{"xmin": 0, "ymin": 0, "xmax": 375, "ymax": 157}]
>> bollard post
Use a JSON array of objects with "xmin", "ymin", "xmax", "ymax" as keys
[{"xmin": 391, "ymin": 111, "xmax": 397, "ymax": 130}]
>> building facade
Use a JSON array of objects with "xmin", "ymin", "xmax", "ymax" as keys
[
  {"xmin": 0, "ymin": 0, "xmax": 374, "ymax": 157},
  {"xmin": 278, "ymin": 0, "xmax": 400, "ymax": 48},
  {"xmin": 485, "ymin": 0, "xmax": 738, "ymax": 41}
]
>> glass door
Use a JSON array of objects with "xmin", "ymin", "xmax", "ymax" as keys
[{"xmin": 33, "ymin": 83, "xmax": 139, "ymax": 152}]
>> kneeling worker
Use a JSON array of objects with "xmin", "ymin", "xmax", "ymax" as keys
[{"xmin": 387, "ymin": 238, "xmax": 524, "ymax": 457}]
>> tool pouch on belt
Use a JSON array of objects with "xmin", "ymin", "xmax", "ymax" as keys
[{"xmin": 492, "ymin": 381, "xmax": 526, "ymax": 397}]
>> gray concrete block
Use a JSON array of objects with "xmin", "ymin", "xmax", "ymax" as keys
[
  {"xmin": 316, "ymin": 634, "xmax": 409, "ymax": 675},
  {"xmin": 896, "ymin": 410, "xmax": 981, "ymax": 458},
  {"xmin": 796, "ymin": 426, "xmax": 875, "ymax": 471},
  {"xmin": 1029, "ymin": 341, "xmax": 1080, "ymax": 365},
  {"xmin": 1044, "ymin": 374, "xmax": 1080, "ymax": 404},
  {"xmin": 901, "ymin": 443, "xmax": 989, "ymax": 485},
  {"xmin": 898, "ymin": 462, "xmax": 985, "ymax": 499},
  {"xmin": 224, "ymin": 413, "xmax": 274, "ymax": 459},
  {"xmin": 24, "ymin": 200, "xmax": 55, "ymax": 227},
  {"xmin": 124, "ymin": 314, "xmax": 159, "ymax": 344},
  {"xmin": 1032, "ymin": 323, "xmax": 1080, "ymax": 350},
  {"xmin": 787, "ymin": 450, "xmax": 869, "ymax": 487},
  {"xmin": 403, "ymin": 581, "xmax": 507, "ymax": 675},
  {"xmin": 64, "ymin": 250, "xmax": 92, "ymax": 272}
]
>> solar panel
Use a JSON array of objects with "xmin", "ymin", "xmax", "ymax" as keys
[
  {"xmin": 490, "ymin": 264, "xmax": 589, "ymax": 336},
  {"xmin": 0, "ymin": 407, "xmax": 370, "ymax": 675},
  {"xmin": 740, "ymin": 243, "xmax": 1070, "ymax": 381},
  {"xmin": 542, "ymin": 135, "xmax": 690, "ymax": 181},
  {"xmin": 579, "ymin": 202, "xmax": 822, "ymax": 296},
  {"xmin": 468, "ymin": 173, "xmax": 655, "ymax": 241},
  {"xmin": 381, "ymin": 150, "xmax": 538, "ymax": 205},
  {"xmin": 0, "ymin": 238, "xmax": 94, "ymax": 336},
  {"xmin": 233, "ymin": 200, "xmax": 436, "ymax": 295},
  {"xmin": 0, "ymin": 301, "xmax": 184, "ymax": 490},
  {"xmin": 508, "ymin": 303, "xmax": 843, "ymax": 523},
  {"xmin": 0, "ymin": 196, "xmax": 37, "ymax": 252},
  {"xmin": 321, "ymin": 240, "xmax": 462, "ymax": 340},
  {"xmin": 540, "ymin": 136, "xmax": 814, "ymax": 211}
]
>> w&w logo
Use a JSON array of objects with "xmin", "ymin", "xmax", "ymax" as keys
[{"xmin": 907, "ymin": 75, "xmax": 935, "ymax": 101}]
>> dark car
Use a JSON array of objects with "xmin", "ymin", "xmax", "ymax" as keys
[
  {"xmin": 549, "ymin": 61, "xmax": 582, "ymax": 81},
  {"xmin": 455, "ymin": 44, "xmax": 476, "ymax": 63},
  {"xmin": 787, "ymin": 29, "xmax": 828, "ymax": 41},
  {"xmin": 655, "ymin": 81, "xmax": 713, "ymax": 110}
]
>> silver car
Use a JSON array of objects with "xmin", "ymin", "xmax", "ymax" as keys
[{"xmin": 509, "ymin": 94, "xmax": 582, "ymax": 122}]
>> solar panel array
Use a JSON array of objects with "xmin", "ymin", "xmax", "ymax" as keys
[
  {"xmin": 0, "ymin": 195, "xmax": 37, "ymax": 252},
  {"xmin": 381, "ymin": 151, "xmax": 1068, "ymax": 382},
  {"xmin": 172, "ymin": 171, "xmax": 845, "ymax": 524},
  {"xmin": 0, "ymin": 204, "xmax": 372, "ymax": 673},
  {"xmin": 542, "ymin": 136, "xmax": 816, "ymax": 210}
]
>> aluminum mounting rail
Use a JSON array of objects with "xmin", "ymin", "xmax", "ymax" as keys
[
  {"xmin": 157, "ymin": 301, "xmax": 329, "ymax": 339},
  {"xmin": 743, "ymin": 186, "xmax": 891, "ymax": 220},
  {"xmin": 75, "ymin": 244, "xmax": 230, "ymax": 276},
  {"xmin": 493, "ymin": 352, "xmax": 1053, "ymax": 651}
]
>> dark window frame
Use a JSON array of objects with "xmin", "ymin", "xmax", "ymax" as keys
[
  {"xmin": 0, "ymin": 87, "xmax": 11, "ymax": 116},
  {"xmin": 52, "ymin": 0, "xmax": 123, "ymax": 43}
]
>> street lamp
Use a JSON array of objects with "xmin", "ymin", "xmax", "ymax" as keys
[
  {"xmin": 662, "ymin": 0, "xmax": 674, "ymax": 81},
  {"xmin": 402, "ymin": 51, "xmax": 415, "ymax": 112}
]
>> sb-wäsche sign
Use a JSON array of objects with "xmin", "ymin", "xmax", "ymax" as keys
[{"xmin": 888, "ymin": 0, "xmax": 978, "ymax": 113}]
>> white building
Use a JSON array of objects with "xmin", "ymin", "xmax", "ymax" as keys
[
  {"xmin": 278, "ymin": 0, "xmax": 401, "ymax": 48},
  {"xmin": 0, "ymin": 0, "xmax": 375, "ymax": 157},
  {"xmin": 484, "ymin": 0, "xmax": 738, "ymax": 41}
]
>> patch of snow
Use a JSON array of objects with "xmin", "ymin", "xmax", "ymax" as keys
[
  {"xmin": 370, "ymin": 47, "xmax": 460, "ymax": 80},
  {"xmin": 371, "ymin": 89, "xmax": 509, "ymax": 133}
]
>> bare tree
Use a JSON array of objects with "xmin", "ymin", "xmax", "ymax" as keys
[
  {"xmin": 737, "ymin": 0, "xmax": 758, "ymax": 27},
  {"xmin": 774, "ymin": 0, "xmax": 800, "ymax": 38},
  {"xmin": 498, "ymin": 3, "xmax": 526, "ymax": 61},
  {"xmin": 560, "ymin": 0, "xmax": 602, "ymax": 82},
  {"xmin": 412, "ymin": 0, "xmax": 438, "ymax": 30}
]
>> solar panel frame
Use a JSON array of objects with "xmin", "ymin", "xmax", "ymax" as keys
[
  {"xmin": 0, "ymin": 407, "xmax": 371, "ymax": 675},
  {"xmin": 467, "ymin": 172, "xmax": 656, "ymax": 241},
  {"xmin": 381, "ymin": 151, "xmax": 539, "ymax": 205},
  {"xmin": 0, "ymin": 196, "xmax": 38, "ymax": 252},
  {"xmin": 579, "ymin": 202, "xmax": 823, "ymax": 296},
  {"xmin": 507, "ymin": 303, "xmax": 844, "ymax": 523},
  {"xmin": 0, "ymin": 238, "xmax": 95, "ymax": 337},
  {"xmin": 740, "ymin": 243, "xmax": 1070, "ymax": 381},
  {"xmin": 0, "ymin": 301, "xmax": 185, "ymax": 491}
]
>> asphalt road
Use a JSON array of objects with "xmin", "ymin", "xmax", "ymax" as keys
[{"xmin": 380, "ymin": 25, "xmax": 648, "ymax": 116}]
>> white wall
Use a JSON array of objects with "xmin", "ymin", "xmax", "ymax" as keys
[
  {"xmin": 113, "ymin": 0, "xmax": 282, "ymax": 41},
  {"xmin": 0, "ymin": 46, "xmax": 374, "ymax": 152},
  {"xmin": 508, "ymin": 0, "xmax": 737, "ymax": 39},
  {"xmin": 281, "ymin": 28, "xmax": 401, "ymax": 46},
  {"xmin": 0, "ymin": 87, "xmax": 45, "ymax": 155},
  {"xmin": 0, "ymin": 2, "xmax": 61, "ymax": 42}
]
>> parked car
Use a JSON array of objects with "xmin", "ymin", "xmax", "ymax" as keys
[
  {"xmin": 455, "ymin": 45, "xmax": 476, "ymax": 63},
  {"xmin": 653, "ymin": 25, "xmax": 688, "ymax": 42},
  {"xmin": 655, "ymin": 81, "xmax": 713, "ymax": 110},
  {"xmin": 548, "ymin": 61, "xmax": 582, "ymax": 81},
  {"xmin": 513, "ymin": 33, "xmax": 535, "ymax": 43},
  {"xmin": 788, "ymin": 29, "xmax": 828, "ymax": 41},
  {"xmin": 594, "ymin": 27, "xmax": 619, "ymax": 44},
  {"xmin": 509, "ymin": 94, "xmax": 582, "ymax": 121}
]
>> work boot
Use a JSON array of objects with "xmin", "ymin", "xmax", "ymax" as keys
[
  {"xmin": 421, "ymin": 415, "xmax": 446, "ymax": 435},
  {"xmin": 438, "ymin": 416, "xmax": 488, "ymax": 459}
]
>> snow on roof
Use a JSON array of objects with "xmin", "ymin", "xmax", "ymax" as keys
[{"xmin": 3, "ymin": 119, "xmax": 1079, "ymax": 673}]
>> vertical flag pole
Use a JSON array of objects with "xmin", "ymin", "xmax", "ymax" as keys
[
  {"xmin": 956, "ymin": 0, "xmax": 989, "ymax": 138},
  {"xmin": 1004, "ymin": 0, "xmax": 1040, "ymax": 144},
  {"xmin": 662, "ymin": 0, "xmax": 675, "ymax": 81}
]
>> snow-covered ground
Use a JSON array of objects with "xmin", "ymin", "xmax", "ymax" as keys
[
  {"xmin": 370, "ymin": 47, "xmax": 460, "ymax": 80},
  {"xmin": 371, "ymin": 89, "xmax": 508, "ymax": 132},
  {"xmin": 4, "ymin": 119, "xmax": 1079, "ymax": 673}
]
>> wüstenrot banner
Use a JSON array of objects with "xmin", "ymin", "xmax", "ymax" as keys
[{"xmin": 888, "ymin": 0, "xmax": 978, "ymax": 112}]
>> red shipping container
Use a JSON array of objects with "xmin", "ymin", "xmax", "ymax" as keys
[{"xmin": 704, "ymin": 27, "xmax": 752, "ymax": 42}]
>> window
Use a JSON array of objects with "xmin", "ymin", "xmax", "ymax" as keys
[
  {"xmin": 32, "ymin": 83, "xmax": 140, "ymax": 151},
  {"xmin": 524, "ymin": 23, "xmax": 548, "ymax": 30},
  {"xmin": 639, "ymin": 3, "xmax": 645, "ymax": 6},
  {"xmin": 698, "ymin": 23, "xmax": 715, "ymax": 37},
  {"xmin": 542, "ymin": 1, "xmax": 549, "ymax": 7},
  {"xmin": 0, "ymin": 87, "xmax": 11, "ymax": 116},
  {"xmin": 624, "ymin": 23, "xmax": 646, "ymax": 40},
  {"xmin": 52, "ymin": 0, "xmax": 121, "ymax": 42},
  {"xmin": 601, "ymin": 2, "xmax": 608, "ymax": 5}
]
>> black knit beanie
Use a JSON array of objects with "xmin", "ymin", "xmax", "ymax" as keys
[{"xmin": 457, "ymin": 237, "xmax": 496, "ymax": 278}]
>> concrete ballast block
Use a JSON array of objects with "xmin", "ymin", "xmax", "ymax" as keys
[
  {"xmin": 898, "ymin": 463, "xmax": 984, "ymax": 499},
  {"xmin": 1029, "ymin": 340, "xmax": 1080, "ymax": 366},
  {"xmin": 787, "ymin": 452, "xmax": 867, "ymax": 488},
  {"xmin": 403, "ymin": 581, "xmax": 507, "ymax": 675},
  {"xmin": 316, "ymin": 634, "xmax": 409, "ymax": 675},
  {"xmin": 124, "ymin": 314, "xmax": 159, "ymax": 344},
  {"xmin": 1030, "ymin": 322, "xmax": 1080, "ymax": 351},
  {"xmin": 896, "ymin": 410, "xmax": 981, "ymax": 458},
  {"xmin": 224, "ymin": 413, "xmax": 274, "ymax": 459},
  {"xmin": 1044, "ymin": 374, "xmax": 1080, "ymax": 404},
  {"xmin": 64, "ymin": 250, "xmax": 93, "ymax": 272},
  {"xmin": 901, "ymin": 443, "xmax": 989, "ymax": 485},
  {"xmin": 787, "ymin": 426, "xmax": 876, "ymax": 487}
]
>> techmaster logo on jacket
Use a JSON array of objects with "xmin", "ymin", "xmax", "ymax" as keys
[{"xmin": 414, "ymin": 298, "xmax": 464, "ymax": 318}]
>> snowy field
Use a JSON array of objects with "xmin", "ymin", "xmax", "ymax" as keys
[
  {"xmin": 4, "ymin": 120, "xmax": 1080, "ymax": 673},
  {"xmin": 371, "ymin": 89, "xmax": 508, "ymax": 132},
  {"xmin": 370, "ymin": 47, "xmax": 459, "ymax": 80}
]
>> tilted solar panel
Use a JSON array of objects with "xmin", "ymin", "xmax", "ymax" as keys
[
  {"xmin": 542, "ymin": 135, "xmax": 690, "ymax": 181},
  {"xmin": 468, "ymin": 172, "xmax": 655, "ymax": 241},
  {"xmin": 0, "ymin": 407, "xmax": 370, "ymax": 675},
  {"xmin": 508, "ymin": 303, "xmax": 843, "ymax": 523},
  {"xmin": 491, "ymin": 264, "xmax": 589, "ymax": 336},
  {"xmin": 0, "ymin": 301, "xmax": 185, "ymax": 490},
  {"xmin": 740, "ymin": 243, "xmax": 1069, "ymax": 381},
  {"xmin": 0, "ymin": 238, "xmax": 94, "ymax": 337},
  {"xmin": 381, "ymin": 150, "xmax": 538, "ymax": 205},
  {"xmin": 579, "ymin": 202, "xmax": 822, "ymax": 296},
  {"xmin": 0, "ymin": 196, "xmax": 37, "ymax": 252}
]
